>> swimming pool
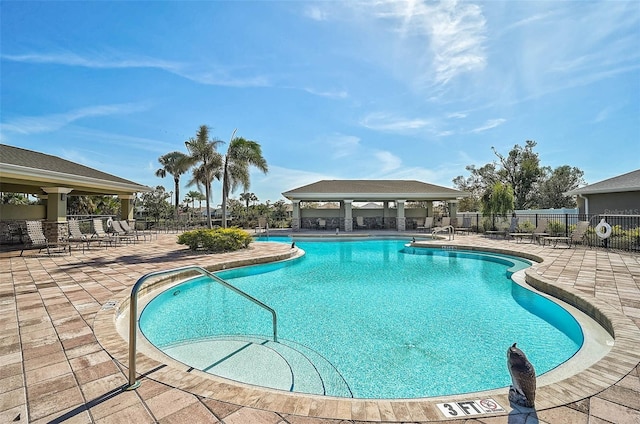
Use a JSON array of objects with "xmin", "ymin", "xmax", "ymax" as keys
[{"xmin": 139, "ymin": 238, "xmax": 583, "ymax": 399}]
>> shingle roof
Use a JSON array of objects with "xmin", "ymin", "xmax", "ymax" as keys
[
  {"xmin": 566, "ymin": 169, "xmax": 640, "ymax": 195},
  {"xmin": 282, "ymin": 180, "xmax": 467, "ymax": 201},
  {"xmin": 1, "ymin": 144, "xmax": 145, "ymax": 186},
  {"xmin": 0, "ymin": 144, "xmax": 150, "ymax": 194}
]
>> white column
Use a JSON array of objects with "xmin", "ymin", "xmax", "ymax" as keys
[
  {"xmin": 292, "ymin": 200, "xmax": 301, "ymax": 231},
  {"xmin": 396, "ymin": 199, "xmax": 406, "ymax": 231},
  {"xmin": 344, "ymin": 199, "xmax": 353, "ymax": 232}
]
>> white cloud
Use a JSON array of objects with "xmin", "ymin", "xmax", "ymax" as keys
[
  {"xmin": 374, "ymin": 150, "xmax": 402, "ymax": 173},
  {"xmin": 1, "ymin": 103, "xmax": 147, "ymax": 135},
  {"xmin": 304, "ymin": 5, "xmax": 329, "ymax": 21},
  {"xmin": 325, "ymin": 134, "xmax": 361, "ymax": 159},
  {"xmin": 470, "ymin": 118, "xmax": 506, "ymax": 133},
  {"xmin": 360, "ymin": 112, "xmax": 431, "ymax": 132},
  {"xmin": 2, "ymin": 51, "xmax": 270, "ymax": 88},
  {"xmin": 361, "ymin": 0, "xmax": 488, "ymax": 85},
  {"xmin": 303, "ymin": 87, "xmax": 349, "ymax": 99}
]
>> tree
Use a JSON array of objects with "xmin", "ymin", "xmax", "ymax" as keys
[
  {"xmin": 452, "ymin": 163, "xmax": 498, "ymax": 211},
  {"xmin": 184, "ymin": 190, "xmax": 202, "ymax": 212},
  {"xmin": 140, "ymin": 186, "xmax": 172, "ymax": 222},
  {"xmin": 492, "ymin": 140, "xmax": 542, "ymax": 210},
  {"xmin": 454, "ymin": 141, "xmax": 584, "ymax": 212},
  {"xmin": 220, "ymin": 129, "xmax": 268, "ymax": 228},
  {"xmin": 536, "ymin": 165, "xmax": 585, "ymax": 208},
  {"xmin": 94, "ymin": 196, "xmax": 120, "ymax": 216},
  {"xmin": 185, "ymin": 125, "xmax": 223, "ymax": 228},
  {"xmin": 67, "ymin": 195, "xmax": 96, "ymax": 215},
  {"xmin": 155, "ymin": 151, "xmax": 192, "ymax": 217},
  {"xmin": 482, "ymin": 182, "xmax": 515, "ymax": 218},
  {"xmin": 240, "ymin": 192, "xmax": 258, "ymax": 215}
]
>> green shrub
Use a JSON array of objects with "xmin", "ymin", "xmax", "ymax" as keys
[
  {"xmin": 547, "ymin": 221, "xmax": 566, "ymax": 236},
  {"xmin": 177, "ymin": 227, "xmax": 253, "ymax": 252}
]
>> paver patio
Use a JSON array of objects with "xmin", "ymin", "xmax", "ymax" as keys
[{"xmin": 1, "ymin": 231, "xmax": 639, "ymax": 423}]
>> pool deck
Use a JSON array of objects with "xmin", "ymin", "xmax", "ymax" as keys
[{"xmin": 1, "ymin": 230, "xmax": 639, "ymax": 423}]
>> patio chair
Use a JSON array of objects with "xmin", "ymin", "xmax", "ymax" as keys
[
  {"xmin": 511, "ymin": 219, "xmax": 548, "ymax": 244},
  {"xmin": 20, "ymin": 220, "xmax": 69, "ymax": 256},
  {"xmin": 93, "ymin": 219, "xmax": 118, "ymax": 247},
  {"xmin": 317, "ymin": 218, "xmax": 327, "ymax": 230},
  {"xmin": 417, "ymin": 216, "xmax": 434, "ymax": 232},
  {"xmin": 68, "ymin": 219, "xmax": 103, "ymax": 252},
  {"xmin": 255, "ymin": 217, "xmax": 268, "ymax": 234},
  {"xmin": 455, "ymin": 216, "xmax": 473, "ymax": 235},
  {"xmin": 355, "ymin": 216, "xmax": 367, "ymax": 230},
  {"xmin": 119, "ymin": 220, "xmax": 152, "ymax": 241},
  {"xmin": 431, "ymin": 217, "xmax": 453, "ymax": 237},
  {"xmin": 110, "ymin": 220, "xmax": 136, "ymax": 244},
  {"xmin": 541, "ymin": 221, "xmax": 590, "ymax": 248},
  {"xmin": 487, "ymin": 216, "xmax": 518, "ymax": 239}
]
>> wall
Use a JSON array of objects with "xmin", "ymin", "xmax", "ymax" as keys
[
  {"xmin": 0, "ymin": 204, "xmax": 46, "ymax": 220},
  {"xmin": 584, "ymin": 192, "xmax": 640, "ymax": 216}
]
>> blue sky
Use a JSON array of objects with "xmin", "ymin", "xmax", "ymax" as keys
[{"xmin": 2, "ymin": 1, "xmax": 639, "ymax": 205}]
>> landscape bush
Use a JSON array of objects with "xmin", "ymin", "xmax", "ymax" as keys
[{"xmin": 177, "ymin": 227, "xmax": 252, "ymax": 252}]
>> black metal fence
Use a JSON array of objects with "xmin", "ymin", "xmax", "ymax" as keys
[{"xmin": 457, "ymin": 213, "xmax": 640, "ymax": 252}]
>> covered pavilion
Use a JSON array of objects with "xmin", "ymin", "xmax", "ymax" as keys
[
  {"xmin": 0, "ymin": 144, "xmax": 151, "ymax": 242},
  {"xmin": 282, "ymin": 180, "xmax": 469, "ymax": 232}
]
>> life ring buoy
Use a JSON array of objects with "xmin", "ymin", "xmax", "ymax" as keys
[{"xmin": 595, "ymin": 219, "xmax": 612, "ymax": 239}]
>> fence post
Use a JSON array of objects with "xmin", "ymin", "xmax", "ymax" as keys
[{"xmin": 565, "ymin": 214, "xmax": 569, "ymax": 237}]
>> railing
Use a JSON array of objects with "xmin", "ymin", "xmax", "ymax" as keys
[
  {"xmin": 457, "ymin": 213, "xmax": 640, "ymax": 252},
  {"xmin": 126, "ymin": 265, "xmax": 278, "ymax": 389}
]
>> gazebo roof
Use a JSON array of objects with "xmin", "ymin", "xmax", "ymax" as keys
[
  {"xmin": 0, "ymin": 144, "xmax": 151, "ymax": 196},
  {"xmin": 282, "ymin": 180, "xmax": 468, "ymax": 202}
]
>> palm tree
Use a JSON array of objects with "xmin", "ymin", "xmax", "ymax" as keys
[
  {"xmin": 240, "ymin": 192, "xmax": 258, "ymax": 215},
  {"xmin": 185, "ymin": 125, "xmax": 223, "ymax": 228},
  {"xmin": 220, "ymin": 130, "xmax": 268, "ymax": 228},
  {"xmin": 185, "ymin": 190, "xmax": 201, "ymax": 212},
  {"xmin": 155, "ymin": 151, "xmax": 192, "ymax": 217}
]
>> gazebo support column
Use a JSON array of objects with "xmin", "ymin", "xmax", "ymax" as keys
[
  {"xmin": 448, "ymin": 200, "xmax": 459, "ymax": 225},
  {"xmin": 292, "ymin": 200, "xmax": 301, "ymax": 231},
  {"xmin": 343, "ymin": 200, "xmax": 353, "ymax": 232},
  {"xmin": 41, "ymin": 186, "xmax": 73, "ymax": 242},
  {"xmin": 119, "ymin": 194, "xmax": 135, "ymax": 222},
  {"xmin": 396, "ymin": 199, "xmax": 406, "ymax": 231}
]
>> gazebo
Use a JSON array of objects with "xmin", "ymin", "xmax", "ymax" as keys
[
  {"xmin": 282, "ymin": 180, "xmax": 469, "ymax": 232},
  {"xmin": 0, "ymin": 144, "xmax": 151, "ymax": 242}
]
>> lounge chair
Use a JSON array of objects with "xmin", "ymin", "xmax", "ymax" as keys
[
  {"xmin": 93, "ymin": 219, "xmax": 118, "ymax": 246},
  {"xmin": 68, "ymin": 219, "xmax": 107, "ymax": 252},
  {"xmin": 455, "ymin": 216, "xmax": 473, "ymax": 235},
  {"xmin": 432, "ymin": 217, "xmax": 454, "ymax": 238},
  {"xmin": 255, "ymin": 217, "xmax": 268, "ymax": 234},
  {"xmin": 355, "ymin": 216, "xmax": 367, "ymax": 230},
  {"xmin": 110, "ymin": 220, "xmax": 136, "ymax": 244},
  {"xmin": 417, "ymin": 217, "xmax": 434, "ymax": 232},
  {"xmin": 511, "ymin": 219, "xmax": 548, "ymax": 244},
  {"xmin": 487, "ymin": 216, "xmax": 518, "ymax": 239},
  {"xmin": 119, "ymin": 220, "xmax": 152, "ymax": 241},
  {"xmin": 541, "ymin": 221, "xmax": 590, "ymax": 247},
  {"xmin": 20, "ymin": 220, "xmax": 69, "ymax": 256},
  {"xmin": 317, "ymin": 218, "xmax": 327, "ymax": 230}
]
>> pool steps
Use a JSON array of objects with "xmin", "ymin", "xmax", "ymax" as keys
[{"xmin": 162, "ymin": 335, "xmax": 352, "ymax": 397}]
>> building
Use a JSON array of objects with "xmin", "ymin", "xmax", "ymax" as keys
[
  {"xmin": 565, "ymin": 169, "xmax": 640, "ymax": 216},
  {"xmin": 282, "ymin": 180, "xmax": 469, "ymax": 232},
  {"xmin": 0, "ymin": 144, "xmax": 151, "ymax": 242}
]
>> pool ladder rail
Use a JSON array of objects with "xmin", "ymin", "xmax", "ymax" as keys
[{"xmin": 125, "ymin": 265, "xmax": 278, "ymax": 390}]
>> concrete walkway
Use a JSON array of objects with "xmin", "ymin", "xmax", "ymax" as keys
[{"xmin": 1, "ymin": 231, "xmax": 639, "ymax": 423}]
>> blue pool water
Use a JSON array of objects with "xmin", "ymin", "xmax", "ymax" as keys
[{"xmin": 140, "ymin": 238, "xmax": 583, "ymax": 399}]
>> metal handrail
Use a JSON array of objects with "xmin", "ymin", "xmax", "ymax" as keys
[{"xmin": 125, "ymin": 265, "xmax": 278, "ymax": 389}]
